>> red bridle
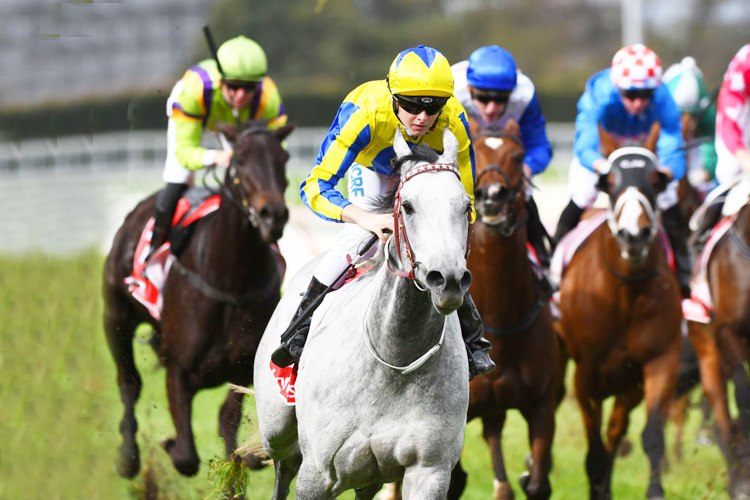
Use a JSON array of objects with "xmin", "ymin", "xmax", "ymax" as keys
[{"xmin": 388, "ymin": 162, "xmax": 474, "ymax": 282}]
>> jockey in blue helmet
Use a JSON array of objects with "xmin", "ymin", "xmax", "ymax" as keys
[{"xmin": 452, "ymin": 45, "xmax": 554, "ymax": 275}]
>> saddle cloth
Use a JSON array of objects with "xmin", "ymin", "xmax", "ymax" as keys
[
  {"xmin": 685, "ymin": 215, "xmax": 736, "ymax": 324},
  {"xmin": 271, "ymin": 265, "xmax": 372, "ymax": 406},
  {"xmin": 124, "ymin": 190, "xmax": 222, "ymax": 320}
]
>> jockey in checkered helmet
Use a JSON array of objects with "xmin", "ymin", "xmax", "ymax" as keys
[{"xmin": 554, "ymin": 43, "xmax": 692, "ymax": 299}]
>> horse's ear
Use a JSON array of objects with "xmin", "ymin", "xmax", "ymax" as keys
[
  {"xmin": 643, "ymin": 122, "xmax": 660, "ymax": 153},
  {"xmin": 441, "ymin": 127, "xmax": 459, "ymax": 162},
  {"xmin": 504, "ymin": 119, "xmax": 520, "ymax": 137},
  {"xmin": 393, "ymin": 128, "xmax": 411, "ymax": 158},
  {"xmin": 598, "ymin": 125, "xmax": 618, "ymax": 157},
  {"xmin": 652, "ymin": 169, "xmax": 670, "ymax": 194},
  {"xmin": 468, "ymin": 116, "xmax": 480, "ymax": 139},
  {"xmin": 216, "ymin": 122, "xmax": 240, "ymax": 142},
  {"xmin": 596, "ymin": 171, "xmax": 612, "ymax": 193},
  {"xmin": 274, "ymin": 123, "xmax": 296, "ymax": 143}
]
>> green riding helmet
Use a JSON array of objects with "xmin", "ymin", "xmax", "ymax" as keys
[{"xmin": 217, "ymin": 35, "xmax": 267, "ymax": 82}]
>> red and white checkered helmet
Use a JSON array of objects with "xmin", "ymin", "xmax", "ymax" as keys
[{"xmin": 610, "ymin": 44, "xmax": 662, "ymax": 90}]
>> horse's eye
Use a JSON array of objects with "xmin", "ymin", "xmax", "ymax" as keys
[
  {"xmin": 402, "ymin": 201, "xmax": 414, "ymax": 216},
  {"xmin": 475, "ymin": 188, "xmax": 485, "ymax": 201}
]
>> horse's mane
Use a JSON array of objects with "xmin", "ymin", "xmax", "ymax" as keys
[{"xmin": 371, "ymin": 143, "xmax": 440, "ymax": 214}]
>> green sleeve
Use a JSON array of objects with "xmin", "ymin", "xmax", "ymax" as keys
[{"xmin": 174, "ymin": 119, "xmax": 208, "ymax": 170}]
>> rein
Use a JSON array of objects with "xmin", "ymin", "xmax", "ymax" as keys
[
  {"xmin": 170, "ymin": 256, "xmax": 280, "ymax": 306},
  {"xmin": 387, "ymin": 162, "xmax": 473, "ymax": 283}
]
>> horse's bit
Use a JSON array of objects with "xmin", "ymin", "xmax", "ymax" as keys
[{"xmin": 387, "ymin": 162, "xmax": 473, "ymax": 285}]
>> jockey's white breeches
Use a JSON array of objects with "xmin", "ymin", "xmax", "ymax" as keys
[
  {"xmin": 715, "ymin": 135, "xmax": 746, "ymax": 185},
  {"xmin": 566, "ymin": 156, "xmax": 679, "ymax": 212},
  {"xmin": 313, "ymin": 165, "xmax": 396, "ymax": 288}
]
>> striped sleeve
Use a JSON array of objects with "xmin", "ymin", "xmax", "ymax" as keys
[{"xmin": 300, "ymin": 101, "xmax": 372, "ymax": 222}]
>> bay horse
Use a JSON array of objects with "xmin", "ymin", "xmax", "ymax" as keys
[
  {"xmin": 253, "ymin": 127, "xmax": 471, "ymax": 499},
  {"xmin": 556, "ymin": 147, "xmax": 681, "ymax": 500},
  {"xmin": 446, "ymin": 119, "xmax": 561, "ymax": 500},
  {"xmin": 103, "ymin": 120, "xmax": 295, "ymax": 479}
]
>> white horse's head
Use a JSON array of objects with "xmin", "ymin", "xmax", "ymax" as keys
[{"xmin": 389, "ymin": 127, "xmax": 473, "ymax": 314}]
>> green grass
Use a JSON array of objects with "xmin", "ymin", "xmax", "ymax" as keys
[{"xmin": 0, "ymin": 253, "xmax": 732, "ymax": 499}]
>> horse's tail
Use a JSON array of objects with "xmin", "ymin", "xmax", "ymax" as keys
[{"xmin": 236, "ymin": 437, "xmax": 270, "ymax": 470}]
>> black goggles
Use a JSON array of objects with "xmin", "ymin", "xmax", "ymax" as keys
[
  {"xmin": 620, "ymin": 88, "xmax": 654, "ymax": 100},
  {"xmin": 224, "ymin": 80, "xmax": 258, "ymax": 92},
  {"xmin": 471, "ymin": 89, "xmax": 511, "ymax": 104},
  {"xmin": 394, "ymin": 94, "xmax": 448, "ymax": 116}
]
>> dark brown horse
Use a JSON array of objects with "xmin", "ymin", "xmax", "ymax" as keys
[
  {"xmin": 103, "ymin": 120, "xmax": 294, "ymax": 480},
  {"xmin": 557, "ymin": 146, "xmax": 682, "ymax": 500},
  {"xmin": 447, "ymin": 119, "xmax": 561, "ymax": 500}
]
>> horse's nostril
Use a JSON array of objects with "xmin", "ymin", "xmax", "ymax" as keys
[
  {"xmin": 638, "ymin": 227, "xmax": 652, "ymax": 241},
  {"xmin": 425, "ymin": 270, "xmax": 445, "ymax": 289},
  {"xmin": 460, "ymin": 270, "xmax": 472, "ymax": 290},
  {"xmin": 259, "ymin": 207, "xmax": 271, "ymax": 220}
]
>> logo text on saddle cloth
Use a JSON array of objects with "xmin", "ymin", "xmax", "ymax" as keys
[{"xmin": 271, "ymin": 361, "xmax": 297, "ymax": 405}]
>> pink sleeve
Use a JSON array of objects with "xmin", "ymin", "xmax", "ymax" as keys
[{"xmin": 717, "ymin": 45, "xmax": 750, "ymax": 154}]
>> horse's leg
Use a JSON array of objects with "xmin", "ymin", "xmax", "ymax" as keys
[
  {"xmin": 482, "ymin": 413, "xmax": 514, "ymax": 500},
  {"xmin": 273, "ymin": 455, "xmax": 302, "ymax": 500},
  {"xmin": 218, "ymin": 389, "xmax": 246, "ymax": 500},
  {"xmin": 103, "ymin": 290, "xmax": 141, "ymax": 479},
  {"xmin": 642, "ymin": 350, "xmax": 680, "ymax": 500},
  {"xmin": 401, "ymin": 465, "xmax": 452, "ymax": 499},
  {"xmin": 573, "ymin": 367, "xmax": 608, "ymax": 500},
  {"xmin": 375, "ymin": 482, "xmax": 403, "ymax": 500},
  {"xmin": 295, "ymin": 457, "xmax": 334, "ymax": 500},
  {"xmin": 163, "ymin": 363, "xmax": 200, "ymax": 476},
  {"xmin": 669, "ymin": 394, "xmax": 689, "ymax": 462},
  {"xmin": 732, "ymin": 360, "xmax": 750, "ymax": 438},
  {"xmin": 219, "ymin": 389, "xmax": 244, "ymax": 461},
  {"xmin": 520, "ymin": 399, "xmax": 555, "ymax": 500},
  {"xmin": 446, "ymin": 462, "xmax": 466, "ymax": 500}
]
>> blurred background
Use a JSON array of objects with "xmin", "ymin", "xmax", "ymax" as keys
[
  {"xmin": 1, "ymin": 2, "xmax": 748, "ymax": 498},
  {"xmin": 1, "ymin": 0, "xmax": 749, "ymax": 257}
]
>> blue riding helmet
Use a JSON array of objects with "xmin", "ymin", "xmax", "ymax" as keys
[{"xmin": 467, "ymin": 45, "xmax": 518, "ymax": 91}]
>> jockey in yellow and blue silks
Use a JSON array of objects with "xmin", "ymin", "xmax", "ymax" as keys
[
  {"xmin": 553, "ymin": 44, "xmax": 692, "ymax": 298},
  {"xmin": 145, "ymin": 35, "xmax": 287, "ymax": 261},
  {"xmin": 272, "ymin": 45, "xmax": 495, "ymax": 380}
]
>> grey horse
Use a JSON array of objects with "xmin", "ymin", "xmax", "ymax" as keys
[{"xmin": 253, "ymin": 127, "xmax": 472, "ymax": 499}]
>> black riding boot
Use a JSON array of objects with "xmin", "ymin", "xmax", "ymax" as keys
[
  {"xmin": 662, "ymin": 205, "xmax": 692, "ymax": 299},
  {"xmin": 689, "ymin": 201, "xmax": 724, "ymax": 260},
  {"xmin": 271, "ymin": 277, "xmax": 329, "ymax": 368},
  {"xmin": 526, "ymin": 197, "xmax": 553, "ymax": 268},
  {"xmin": 145, "ymin": 182, "xmax": 187, "ymax": 262},
  {"xmin": 553, "ymin": 200, "xmax": 584, "ymax": 245},
  {"xmin": 458, "ymin": 293, "xmax": 495, "ymax": 380}
]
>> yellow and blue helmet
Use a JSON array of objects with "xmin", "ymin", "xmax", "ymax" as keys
[{"xmin": 387, "ymin": 45, "xmax": 454, "ymax": 98}]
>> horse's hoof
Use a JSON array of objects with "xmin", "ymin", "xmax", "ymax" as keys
[
  {"xmin": 519, "ymin": 471, "xmax": 530, "ymax": 493},
  {"xmin": 116, "ymin": 444, "xmax": 140, "ymax": 479},
  {"xmin": 494, "ymin": 480, "xmax": 515, "ymax": 500},
  {"xmin": 161, "ymin": 437, "xmax": 199, "ymax": 476}
]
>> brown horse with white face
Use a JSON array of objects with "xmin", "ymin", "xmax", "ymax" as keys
[
  {"xmin": 557, "ymin": 147, "xmax": 681, "ymax": 500},
  {"xmin": 103, "ymin": 120, "xmax": 294, "ymax": 482},
  {"xmin": 447, "ymin": 119, "xmax": 561, "ymax": 500}
]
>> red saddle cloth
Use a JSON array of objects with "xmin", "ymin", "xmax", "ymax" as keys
[
  {"xmin": 124, "ymin": 194, "xmax": 222, "ymax": 320},
  {"xmin": 269, "ymin": 264, "xmax": 373, "ymax": 406}
]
